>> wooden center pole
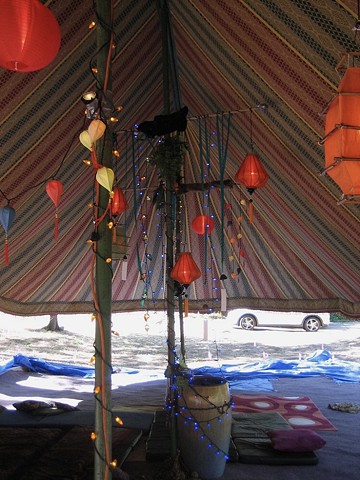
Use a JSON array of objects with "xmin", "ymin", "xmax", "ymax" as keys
[
  {"xmin": 94, "ymin": 1, "xmax": 113, "ymax": 479},
  {"xmin": 157, "ymin": 0, "xmax": 178, "ymax": 458}
]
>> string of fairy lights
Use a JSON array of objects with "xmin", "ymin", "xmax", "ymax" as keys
[
  {"xmin": 124, "ymin": 114, "xmax": 245, "ymax": 462},
  {"xmin": 82, "ymin": 4, "xmax": 127, "ymax": 477}
]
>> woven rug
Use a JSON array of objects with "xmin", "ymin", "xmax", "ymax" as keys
[
  {"xmin": 230, "ymin": 412, "xmax": 319, "ymax": 465},
  {"xmin": 231, "ymin": 394, "xmax": 336, "ymax": 431}
]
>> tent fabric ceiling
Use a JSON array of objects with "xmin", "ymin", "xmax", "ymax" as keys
[{"xmin": 0, "ymin": 0, "xmax": 359, "ymax": 317}]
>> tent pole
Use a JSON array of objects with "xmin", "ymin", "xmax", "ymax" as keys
[
  {"xmin": 164, "ymin": 0, "xmax": 186, "ymax": 370},
  {"xmin": 94, "ymin": 1, "xmax": 113, "ymax": 479},
  {"xmin": 157, "ymin": 0, "xmax": 178, "ymax": 459}
]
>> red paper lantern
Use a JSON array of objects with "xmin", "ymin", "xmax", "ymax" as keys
[
  {"xmin": 111, "ymin": 187, "xmax": 129, "ymax": 216},
  {"xmin": 235, "ymin": 153, "xmax": 268, "ymax": 223},
  {"xmin": 171, "ymin": 252, "xmax": 201, "ymax": 287},
  {"xmin": 191, "ymin": 215, "xmax": 215, "ymax": 235},
  {"xmin": 322, "ymin": 65, "xmax": 360, "ymax": 203},
  {"xmin": 46, "ymin": 179, "xmax": 63, "ymax": 207},
  {"xmin": 46, "ymin": 179, "xmax": 63, "ymax": 241},
  {"xmin": 170, "ymin": 252, "xmax": 201, "ymax": 317},
  {"xmin": 0, "ymin": 0, "xmax": 61, "ymax": 72},
  {"xmin": 235, "ymin": 153, "xmax": 269, "ymax": 191}
]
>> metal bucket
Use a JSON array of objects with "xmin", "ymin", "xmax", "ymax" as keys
[{"xmin": 177, "ymin": 375, "xmax": 232, "ymax": 479}]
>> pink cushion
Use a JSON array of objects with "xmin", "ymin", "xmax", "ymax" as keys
[{"xmin": 268, "ymin": 429, "xmax": 326, "ymax": 452}]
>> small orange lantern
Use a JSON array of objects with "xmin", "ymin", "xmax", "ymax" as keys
[
  {"xmin": 235, "ymin": 153, "xmax": 268, "ymax": 223},
  {"xmin": 170, "ymin": 252, "xmax": 201, "ymax": 316}
]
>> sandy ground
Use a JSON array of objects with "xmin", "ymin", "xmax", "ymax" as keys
[{"xmin": 1, "ymin": 312, "xmax": 360, "ymax": 370}]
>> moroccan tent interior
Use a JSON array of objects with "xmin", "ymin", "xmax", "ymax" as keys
[{"xmin": 0, "ymin": 0, "xmax": 359, "ymax": 318}]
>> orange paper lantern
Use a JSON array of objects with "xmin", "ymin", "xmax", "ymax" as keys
[
  {"xmin": 191, "ymin": 215, "xmax": 215, "ymax": 234},
  {"xmin": 171, "ymin": 252, "xmax": 201, "ymax": 286},
  {"xmin": 0, "ymin": 0, "xmax": 61, "ymax": 72},
  {"xmin": 235, "ymin": 153, "xmax": 269, "ymax": 190},
  {"xmin": 322, "ymin": 67, "xmax": 360, "ymax": 203},
  {"xmin": 170, "ymin": 252, "xmax": 201, "ymax": 316},
  {"xmin": 235, "ymin": 153, "xmax": 268, "ymax": 223}
]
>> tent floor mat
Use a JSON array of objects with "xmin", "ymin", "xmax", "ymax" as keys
[
  {"xmin": 0, "ymin": 425, "xmax": 142, "ymax": 480},
  {"xmin": 232, "ymin": 412, "xmax": 318, "ymax": 465},
  {"xmin": 146, "ymin": 411, "xmax": 318, "ymax": 465}
]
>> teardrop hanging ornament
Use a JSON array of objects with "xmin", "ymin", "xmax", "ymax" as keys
[
  {"xmin": 79, "ymin": 131, "xmax": 92, "ymax": 150},
  {"xmin": 88, "ymin": 119, "xmax": 106, "ymax": 144},
  {"xmin": 0, "ymin": 205, "xmax": 16, "ymax": 265},
  {"xmin": 46, "ymin": 179, "xmax": 63, "ymax": 240},
  {"xmin": 96, "ymin": 166, "xmax": 114, "ymax": 192},
  {"xmin": 46, "ymin": 179, "xmax": 63, "ymax": 206}
]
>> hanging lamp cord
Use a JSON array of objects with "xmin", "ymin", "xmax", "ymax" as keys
[{"xmin": 216, "ymin": 113, "xmax": 231, "ymax": 269}]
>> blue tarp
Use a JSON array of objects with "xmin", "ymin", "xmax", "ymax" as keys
[
  {"xmin": 0, "ymin": 351, "xmax": 359, "ymax": 386},
  {"xmin": 0, "ymin": 354, "xmax": 141, "ymax": 377},
  {"xmin": 192, "ymin": 350, "xmax": 360, "ymax": 387},
  {"xmin": 0, "ymin": 354, "xmax": 96, "ymax": 377}
]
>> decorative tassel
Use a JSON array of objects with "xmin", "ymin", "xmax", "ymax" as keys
[
  {"xmin": 184, "ymin": 292, "xmax": 189, "ymax": 317},
  {"xmin": 54, "ymin": 211, "xmax": 59, "ymax": 241},
  {"xmin": 221, "ymin": 288, "xmax": 227, "ymax": 312},
  {"xmin": 112, "ymin": 226, "xmax": 117, "ymax": 243},
  {"xmin": 4, "ymin": 236, "xmax": 9, "ymax": 266},
  {"xmin": 249, "ymin": 199, "xmax": 254, "ymax": 224}
]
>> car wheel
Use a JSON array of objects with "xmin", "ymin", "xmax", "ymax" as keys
[
  {"xmin": 239, "ymin": 314, "xmax": 256, "ymax": 330},
  {"xmin": 303, "ymin": 316, "xmax": 320, "ymax": 332}
]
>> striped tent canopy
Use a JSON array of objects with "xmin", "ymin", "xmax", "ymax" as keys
[{"xmin": 0, "ymin": 0, "xmax": 359, "ymax": 317}]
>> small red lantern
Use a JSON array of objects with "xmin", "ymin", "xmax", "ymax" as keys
[
  {"xmin": 191, "ymin": 215, "xmax": 215, "ymax": 235},
  {"xmin": 170, "ymin": 252, "xmax": 201, "ymax": 316},
  {"xmin": 0, "ymin": 0, "xmax": 61, "ymax": 72},
  {"xmin": 46, "ymin": 179, "xmax": 63, "ymax": 241},
  {"xmin": 111, "ymin": 187, "xmax": 129, "ymax": 216},
  {"xmin": 235, "ymin": 153, "xmax": 268, "ymax": 223},
  {"xmin": 235, "ymin": 153, "xmax": 269, "ymax": 190}
]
